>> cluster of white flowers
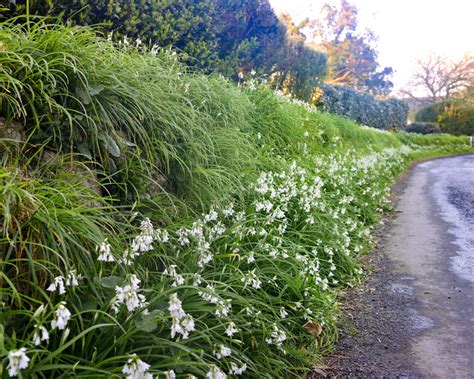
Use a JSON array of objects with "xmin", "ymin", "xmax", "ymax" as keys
[
  {"xmin": 213, "ymin": 344, "xmax": 232, "ymax": 360},
  {"xmin": 229, "ymin": 362, "xmax": 247, "ymax": 375},
  {"xmin": 131, "ymin": 218, "xmax": 155, "ymax": 254},
  {"xmin": 206, "ymin": 365, "xmax": 227, "ymax": 379},
  {"xmin": 122, "ymin": 354, "xmax": 153, "ymax": 379},
  {"xmin": 47, "ymin": 270, "xmax": 82, "ymax": 294},
  {"xmin": 163, "ymin": 265, "xmax": 185, "ymax": 287},
  {"xmin": 112, "ymin": 274, "xmax": 148, "ymax": 313},
  {"xmin": 32, "ymin": 324, "xmax": 49, "ymax": 346},
  {"xmin": 224, "ymin": 322, "xmax": 239, "ymax": 337},
  {"xmin": 7, "ymin": 348, "xmax": 30, "ymax": 377},
  {"xmin": 265, "ymin": 324, "xmax": 287, "ymax": 347},
  {"xmin": 168, "ymin": 293, "xmax": 195, "ymax": 339},
  {"xmin": 51, "ymin": 301, "xmax": 72, "ymax": 330},
  {"xmin": 241, "ymin": 269, "xmax": 262, "ymax": 289},
  {"xmin": 97, "ymin": 238, "xmax": 114, "ymax": 262}
]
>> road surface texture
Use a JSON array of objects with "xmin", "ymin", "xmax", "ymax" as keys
[{"xmin": 319, "ymin": 154, "xmax": 474, "ymax": 378}]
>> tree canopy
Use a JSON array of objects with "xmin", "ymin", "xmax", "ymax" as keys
[
  {"xmin": 402, "ymin": 53, "xmax": 474, "ymax": 102},
  {"xmin": 310, "ymin": 0, "xmax": 393, "ymax": 96}
]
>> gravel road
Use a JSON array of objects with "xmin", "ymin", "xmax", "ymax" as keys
[{"xmin": 320, "ymin": 154, "xmax": 474, "ymax": 378}]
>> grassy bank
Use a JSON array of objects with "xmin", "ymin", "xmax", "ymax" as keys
[{"xmin": 0, "ymin": 21, "xmax": 471, "ymax": 378}]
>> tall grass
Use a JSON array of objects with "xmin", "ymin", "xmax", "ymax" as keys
[{"xmin": 1, "ymin": 19, "xmax": 471, "ymax": 378}]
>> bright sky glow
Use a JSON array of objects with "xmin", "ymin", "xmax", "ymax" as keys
[{"xmin": 269, "ymin": 0, "xmax": 474, "ymax": 94}]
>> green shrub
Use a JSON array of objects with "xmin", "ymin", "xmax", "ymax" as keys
[
  {"xmin": 317, "ymin": 84, "xmax": 408, "ymax": 129},
  {"xmin": 404, "ymin": 122, "xmax": 440, "ymax": 134},
  {"xmin": 415, "ymin": 100, "xmax": 474, "ymax": 135}
]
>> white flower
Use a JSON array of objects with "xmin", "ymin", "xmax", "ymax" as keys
[
  {"xmin": 279, "ymin": 307, "xmax": 289, "ymax": 319},
  {"xmin": 207, "ymin": 365, "xmax": 227, "ymax": 379},
  {"xmin": 224, "ymin": 322, "xmax": 239, "ymax": 337},
  {"xmin": 131, "ymin": 235, "xmax": 153, "ymax": 253},
  {"xmin": 180, "ymin": 314, "xmax": 195, "ymax": 338},
  {"xmin": 122, "ymin": 248, "xmax": 139, "ymax": 265},
  {"xmin": 215, "ymin": 299, "xmax": 232, "ymax": 318},
  {"xmin": 47, "ymin": 276, "xmax": 66, "ymax": 294},
  {"xmin": 241, "ymin": 269, "xmax": 261, "ymax": 289},
  {"xmin": 204, "ymin": 210, "xmax": 218, "ymax": 223},
  {"xmin": 250, "ymin": 69, "xmax": 256, "ymax": 76},
  {"xmin": 97, "ymin": 239, "xmax": 114, "ymax": 262},
  {"xmin": 168, "ymin": 293, "xmax": 185, "ymax": 319},
  {"xmin": 192, "ymin": 274, "xmax": 202, "ymax": 286},
  {"xmin": 265, "ymin": 324, "xmax": 287, "ymax": 347},
  {"xmin": 164, "ymin": 370, "xmax": 176, "ymax": 379},
  {"xmin": 222, "ymin": 204, "xmax": 234, "ymax": 217},
  {"xmin": 198, "ymin": 285, "xmax": 219, "ymax": 304},
  {"xmin": 246, "ymin": 252, "xmax": 255, "ymax": 264},
  {"xmin": 113, "ymin": 275, "xmax": 147, "ymax": 313},
  {"xmin": 122, "ymin": 354, "xmax": 153, "ymax": 379},
  {"xmin": 65, "ymin": 270, "xmax": 82, "ymax": 287},
  {"xmin": 7, "ymin": 348, "xmax": 30, "ymax": 377},
  {"xmin": 51, "ymin": 302, "xmax": 71, "ymax": 330},
  {"xmin": 229, "ymin": 362, "xmax": 247, "ymax": 375},
  {"xmin": 213, "ymin": 345, "xmax": 232, "ymax": 360},
  {"xmin": 32, "ymin": 324, "xmax": 49, "ymax": 346},
  {"xmin": 237, "ymin": 71, "xmax": 244, "ymax": 80}
]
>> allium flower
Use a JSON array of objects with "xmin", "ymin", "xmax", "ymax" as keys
[
  {"xmin": 241, "ymin": 269, "xmax": 261, "ymax": 289},
  {"xmin": 279, "ymin": 307, "xmax": 289, "ymax": 319},
  {"xmin": 65, "ymin": 270, "xmax": 82, "ymax": 287},
  {"xmin": 122, "ymin": 354, "xmax": 153, "ymax": 379},
  {"xmin": 131, "ymin": 234, "xmax": 153, "ymax": 253},
  {"xmin": 192, "ymin": 274, "xmax": 202, "ymax": 286},
  {"xmin": 265, "ymin": 324, "xmax": 287, "ymax": 347},
  {"xmin": 122, "ymin": 248, "xmax": 139, "ymax": 265},
  {"xmin": 229, "ymin": 362, "xmax": 247, "ymax": 375},
  {"xmin": 168, "ymin": 293, "xmax": 185, "ymax": 319},
  {"xmin": 168, "ymin": 293, "xmax": 195, "ymax": 339},
  {"xmin": 206, "ymin": 365, "xmax": 227, "ymax": 379},
  {"xmin": 46, "ymin": 276, "xmax": 66, "ymax": 294},
  {"xmin": 32, "ymin": 324, "xmax": 49, "ymax": 346},
  {"xmin": 225, "ymin": 322, "xmax": 239, "ymax": 337},
  {"xmin": 246, "ymin": 252, "xmax": 255, "ymax": 264},
  {"xmin": 112, "ymin": 275, "xmax": 147, "ymax": 313},
  {"xmin": 213, "ymin": 345, "xmax": 232, "ymax": 360},
  {"xmin": 7, "ymin": 348, "xmax": 30, "ymax": 377},
  {"xmin": 215, "ymin": 299, "xmax": 232, "ymax": 318},
  {"xmin": 164, "ymin": 370, "xmax": 176, "ymax": 379},
  {"xmin": 51, "ymin": 302, "xmax": 71, "ymax": 330},
  {"xmin": 204, "ymin": 210, "xmax": 218, "ymax": 223},
  {"xmin": 97, "ymin": 239, "xmax": 114, "ymax": 261}
]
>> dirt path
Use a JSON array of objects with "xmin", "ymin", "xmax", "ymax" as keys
[{"xmin": 320, "ymin": 155, "xmax": 474, "ymax": 378}]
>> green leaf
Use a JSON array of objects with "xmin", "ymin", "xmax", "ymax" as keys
[
  {"xmin": 102, "ymin": 133, "xmax": 121, "ymax": 158},
  {"xmin": 134, "ymin": 310, "xmax": 164, "ymax": 332},
  {"xmin": 100, "ymin": 276, "xmax": 122, "ymax": 289},
  {"xmin": 88, "ymin": 84, "xmax": 105, "ymax": 96}
]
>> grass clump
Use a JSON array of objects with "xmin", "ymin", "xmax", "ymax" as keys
[{"xmin": 1, "ymin": 19, "xmax": 472, "ymax": 378}]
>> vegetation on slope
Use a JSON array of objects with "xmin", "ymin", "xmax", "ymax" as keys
[{"xmin": 0, "ymin": 21, "xmax": 471, "ymax": 378}]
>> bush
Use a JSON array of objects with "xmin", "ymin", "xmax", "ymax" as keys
[
  {"xmin": 415, "ymin": 100, "xmax": 474, "ymax": 136},
  {"xmin": 404, "ymin": 122, "xmax": 441, "ymax": 134},
  {"xmin": 317, "ymin": 84, "xmax": 408, "ymax": 129}
]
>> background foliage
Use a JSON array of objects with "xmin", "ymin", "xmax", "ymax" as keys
[
  {"xmin": 317, "ymin": 84, "xmax": 409, "ymax": 129},
  {"xmin": 415, "ymin": 100, "xmax": 474, "ymax": 135}
]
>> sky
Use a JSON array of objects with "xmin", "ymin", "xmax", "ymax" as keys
[{"xmin": 269, "ymin": 0, "xmax": 474, "ymax": 95}]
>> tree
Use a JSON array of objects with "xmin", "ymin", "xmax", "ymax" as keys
[
  {"xmin": 273, "ymin": 15, "xmax": 326, "ymax": 101},
  {"xmin": 402, "ymin": 53, "xmax": 474, "ymax": 102},
  {"xmin": 310, "ymin": 0, "xmax": 393, "ymax": 96},
  {"xmin": 213, "ymin": 0, "xmax": 284, "ymax": 77}
]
